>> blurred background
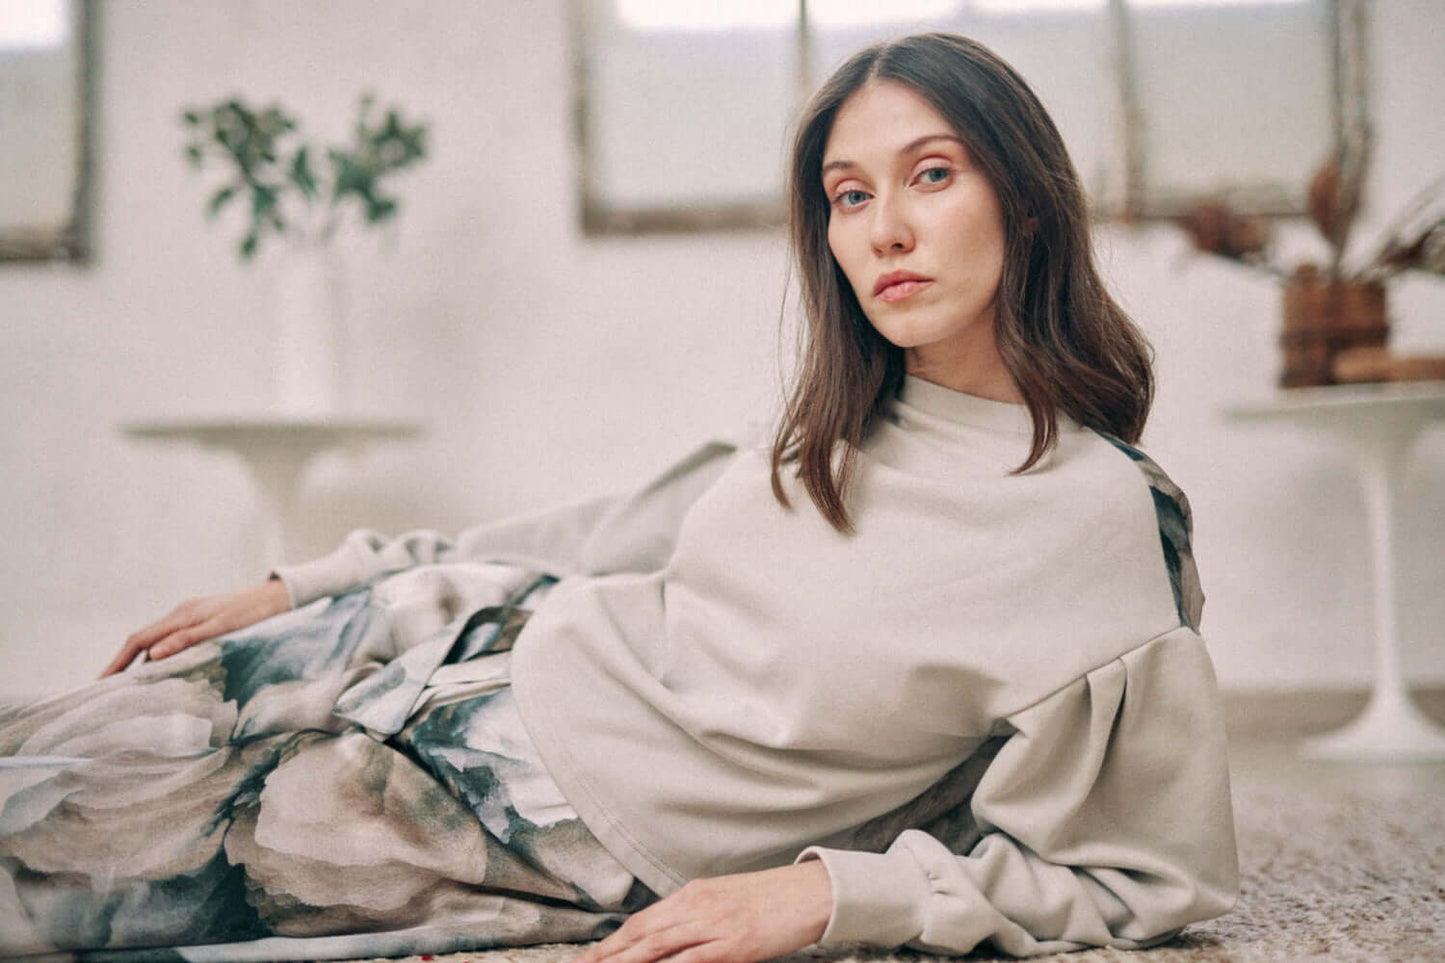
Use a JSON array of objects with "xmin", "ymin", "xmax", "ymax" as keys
[{"xmin": 1, "ymin": 0, "xmax": 1442, "ymax": 702}]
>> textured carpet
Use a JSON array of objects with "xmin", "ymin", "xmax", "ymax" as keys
[{"xmin": 348, "ymin": 787, "xmax": 1445, "ymax": 963}]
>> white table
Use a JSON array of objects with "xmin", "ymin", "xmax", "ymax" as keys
[
  {"xmin": 121, "ymin": 416, "xmax": 424, "ymax": 568},
  {"xmin": 1224, "ymin": 382, "xmax": 1445, "ymax": 762}
]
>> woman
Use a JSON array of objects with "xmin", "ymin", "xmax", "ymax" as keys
[{"xmin": 1, "ymin": 33, "xmax": 1236, "ymax": 962}]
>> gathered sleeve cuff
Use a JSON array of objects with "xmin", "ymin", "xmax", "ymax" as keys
[
  {"xmin": 273, "ymin": 438, "xmax": 738, "ymax": 608},
  {"xmin": 795, "ymin": 845, "xmax": 936, "ymax": 947},
  {"xmin": 798, "ymin": 626, "xmax": 1238, "ymax": 957}
]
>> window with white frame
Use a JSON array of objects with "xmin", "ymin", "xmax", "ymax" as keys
[{"xmin": 574, "ymin": 0, "xmax": 1350, "ymax": 234}]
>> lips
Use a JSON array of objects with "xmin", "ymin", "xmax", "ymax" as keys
[{"xmin": 872, "ymin": 270, "xmax": 932, "ymax": 303}]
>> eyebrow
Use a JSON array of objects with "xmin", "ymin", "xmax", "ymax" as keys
[{"xmin": 821, "ymin": 133, "xmax": 966, "ymax": 178}]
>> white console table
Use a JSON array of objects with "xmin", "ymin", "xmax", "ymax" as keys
[
  {"xmin": 121, "ymin": 415, "xmax": 424, "ymax": 568},
  {"xmin": 1224, "ymin": 382, "xmax": 1445, "ymax": 762}
]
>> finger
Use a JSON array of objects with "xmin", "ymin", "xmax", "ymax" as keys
[
  {"xmin": 101, "ymin": 598, "xmax": 217, "ymax": 677},
  {"xmin": 100, "ymin": 623, "xmax": 177, "ymax": 677},
  {"xmin": 626, "ymin": 928, "xmax": 718, "ymax": 963},
  {"xmin": 577, "ymin": 912, "xmax": 672, "ymax": 963},
  {"xmin": 100, "ymin": 642, "xmax": 145, "ymax": 678},
  {"xmin": 148, "ymin": 619, "xmax": 223, "ymax": 660},
  {"xmin": 128, "ymin": 605, "xmax": 205, "ymax": 651},
  {"xmin": 583, "ymin": 919, "xmax": 709, "ymax": 963},
  {"xmin": 650, "ymin": 938, "xmax": 739, "ymax": 963}
]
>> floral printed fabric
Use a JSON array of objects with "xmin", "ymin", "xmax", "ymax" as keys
[
  {"xmin": 0, "ymin": 565, "xmax": 649, "ymax": 961},
  {"xmin": 1094, "ymin": 432, "xmax": 1204, "ymax": 631}
]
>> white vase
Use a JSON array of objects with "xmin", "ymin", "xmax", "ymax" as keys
[{"xmin": 273, "ymin": 241, "xmax": 347, "ymax": 415}]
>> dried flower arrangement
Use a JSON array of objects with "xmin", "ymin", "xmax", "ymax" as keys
[
  {"xmin": 1176, "ymin": 158, "xmax": 1445, "ymax": 387},
  {"xmin": 1177, "ymin": 166, "xmax": 1445, "ymax": 284}
]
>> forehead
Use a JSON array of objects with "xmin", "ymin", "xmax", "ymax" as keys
[{"xmin": 822, "ymin": 80, "xmax": 960, "ymax": 167}]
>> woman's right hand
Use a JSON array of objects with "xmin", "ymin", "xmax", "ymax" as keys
[{"xmin": 101, "ymin": 579, "xmax": 292, "ymax": 678}]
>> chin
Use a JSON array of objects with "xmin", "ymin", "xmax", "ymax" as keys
[{"xmin": 870, "ymin": 320, "xmax": 961, "ymax": 352}]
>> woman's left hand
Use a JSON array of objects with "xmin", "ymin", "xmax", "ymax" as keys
[{"xmin": 575, "ymin": 861, "xmax": 833, "ymax": 963}]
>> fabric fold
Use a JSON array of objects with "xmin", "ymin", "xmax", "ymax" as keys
[{"xmin": 333, "ymin": 574, "xmax": 556, "ymax": 737}]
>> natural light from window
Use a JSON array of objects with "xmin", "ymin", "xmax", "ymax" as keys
[
  {"xmin": 616, "ymin": 0, "xmax": 1304, "ymax": 31},
  {"xmin": 0, "ymin": 0, "xmax": 68, "ymax": 50},
  {"xmin": 615, "ymin": 0, "xmax": 794, "ymax": 31}
]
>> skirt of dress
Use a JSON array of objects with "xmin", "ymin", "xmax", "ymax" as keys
[{"xmin": 0, "ymin": 564, "xmax": 652, "ymax": 961}]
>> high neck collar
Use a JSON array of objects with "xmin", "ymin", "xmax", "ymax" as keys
[{"xmin": 896, "ymin": 375, "xmax": 1038, "ymax": 435}]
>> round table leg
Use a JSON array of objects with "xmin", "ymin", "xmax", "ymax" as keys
[
  {"xmin": 238, "ymin": 448, "xmax": 311, "ymax": 570},
  {"xmin": 1302, "ymin": 424, "xmax": 1445, "ymax": 762}
]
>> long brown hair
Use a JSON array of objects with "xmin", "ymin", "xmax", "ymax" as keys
[{"xmin": 770, "ymin": 32, "xmax": 1154, "ymax": 534}]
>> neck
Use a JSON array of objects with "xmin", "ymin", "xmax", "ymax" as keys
[{"xmin": 904, "ymin": 343, "xmax": 1023, "ymax": 404}]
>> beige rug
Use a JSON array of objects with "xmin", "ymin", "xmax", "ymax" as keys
[{"xmin": 348, "ymin": 787, "xmax": 1444, "ymax": 963}]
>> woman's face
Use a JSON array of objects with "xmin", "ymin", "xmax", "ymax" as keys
[{"xmin": 822, "ymin": 80, "xmax": 1018, "ymax": 400}]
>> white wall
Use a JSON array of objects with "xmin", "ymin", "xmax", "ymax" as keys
[{"xmin": 1, "ymin": 0, "xmax": 1442, "ymax": 701}]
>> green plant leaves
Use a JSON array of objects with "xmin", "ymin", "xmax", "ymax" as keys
[
  {"xmin": 289, "ymin": 147, "xmax": 318, "ymax": 200},
  {"xmin": 365, "ymin": 196, "xmax": 398, "ymax": 224},
  {"xmin": 180, "ymin": 93, "xmax": 427, "ymax": 262},
  {"xmin": 207, "ymin": 185, "xmax": 238, "ymax": 218}
]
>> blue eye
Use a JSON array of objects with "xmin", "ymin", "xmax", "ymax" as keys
[
  {"xmin": 835, "ymin": 190, "xmax": 869, "ymax": 209},
  {"xmin": 918, "ymin": 167, "xmax": 950, "ymax": 185}
]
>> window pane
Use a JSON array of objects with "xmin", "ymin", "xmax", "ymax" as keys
[
  {"xmin": 0, "ymin": 0, "xmax": 68, "ymax": 49},
  {"xmin": 0, "ymin": 0, "xmax": 78, "ymax": 230},
  {"xmin": 1130, "ymin": 0, "xmax": 1334, "ymax": 208},
  {"xmin": 808, "ymin": 1, "xmax": 1116, "ymax": 205},
  {"xmin": 583, "ymin": 0, "xmax": 798, "ymax": 211}
]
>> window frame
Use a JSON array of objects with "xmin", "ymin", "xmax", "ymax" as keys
[
  {"xmin": 0, "ymin": 0, "xmax": 96, "ymax": 262},
  {"xmin": 572, "ymin": 0, "xmax": 1362, "ymax": 235}
]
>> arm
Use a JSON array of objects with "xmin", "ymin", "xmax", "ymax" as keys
[
  {"xmin": 105, "ymin": 438, "xmax": 737, "ymax": 675},
  {"xmin": 575, "ymin": 862, "xmax": 832, "ymax": 963},
  {"xmin": 577, "ymin": 628, "xmax": 1234, "ymax": 963},
  {"xmin": 800, "ymin": 626, "xmax": 1238, "ymax": 957},
  {"xmin": 101, "ymin": 578, "xmax": 292, "ymax": 676},
  {"xmin": 273, "ymin": 438, "xmax": 738, "ymax": 607}
]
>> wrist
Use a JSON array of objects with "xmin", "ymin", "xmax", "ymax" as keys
[
  {"xmin": 782, "ymin": 859, "xmax": 834, "ymax": 943},
  {"xmin": 262, "ymin": 576, "xmax": 292, "ymax": 612}
]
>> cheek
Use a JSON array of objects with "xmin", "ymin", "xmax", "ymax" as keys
[{"xmin": 952, "ymin": 208, "xmax": 1006, "ymax": 286}]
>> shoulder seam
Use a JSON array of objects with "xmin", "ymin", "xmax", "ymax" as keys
[
  {"xmin": 1089, "ymin": 429, "xmax": 1204, "ymax": 633},
  {"xmin": 1000, "ymin": 622, "xmax": 1201, "ymax": 721}
]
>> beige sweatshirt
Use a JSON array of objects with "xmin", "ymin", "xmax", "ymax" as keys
[{"xmin": 277, "ymin": 377, "xmax": 1237, "ymax": 957}]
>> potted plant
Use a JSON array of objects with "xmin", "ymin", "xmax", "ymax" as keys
[
  {"xmin": 1176, "ymin": 162, "xmax": 1445, "ymax": 388},
  {"xmin": 181, "ymin": 94, "xmax": 428, "ymax": 413}
]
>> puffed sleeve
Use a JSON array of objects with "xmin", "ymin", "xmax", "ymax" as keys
[
  {"xmin": 273, "ymin": 438, "xmax": 737, "ymax": 607},
  {"xmin": 798, "ymin": 626, "xmax": 1238, "ymax": 957}
]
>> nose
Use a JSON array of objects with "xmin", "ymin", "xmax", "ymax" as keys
[{"xmin": 869, "ymin": 193, "xmax": 914, "ymax": 255}]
